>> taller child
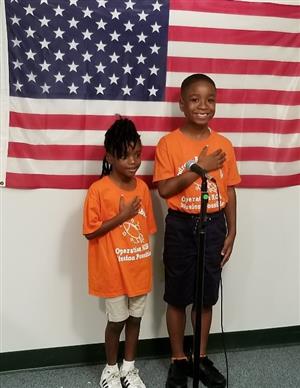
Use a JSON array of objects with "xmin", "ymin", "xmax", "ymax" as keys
[
  {"xmin": 153, "ymin": 74, "xmax": 241, "ymax": 388},
  {"xmin": 83, "ymin": 118, "xmax": 156, "ymax": 388}
]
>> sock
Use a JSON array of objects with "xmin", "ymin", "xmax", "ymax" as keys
[
  {"xmin": 105, "ymin": 363, "xmax": 119, "ymax": 373},
  {"xmin": 121, "ymin": 359, "xmax": 135, "ymax": 373}
]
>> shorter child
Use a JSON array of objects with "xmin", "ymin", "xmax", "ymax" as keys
[{"xmin": 83, "ymin": 118, "xmax": 156, "ymax": 388}]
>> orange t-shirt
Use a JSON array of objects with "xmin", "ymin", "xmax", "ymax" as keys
[
  {"xmin": 153, "ymin": 129, "xmax": 241, "ymax": 214},
  {"xmin": 83, "ymin": 176, "xmax": 157, "ymax": 298}
]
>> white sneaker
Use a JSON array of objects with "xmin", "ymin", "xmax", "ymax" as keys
[
  {"xmin": 99, "ymin": 365, "xmax": 122, "ymax": 388},
  {"xmin": 120, "ymin": 367, "xmax": 146, "ymax": 388}
]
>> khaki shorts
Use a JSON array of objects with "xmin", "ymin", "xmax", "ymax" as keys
[{"xmin": 105, "ymin": 294, "xmax": 147, "ymax": 322}]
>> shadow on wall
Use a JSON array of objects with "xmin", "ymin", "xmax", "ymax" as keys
[{"xmin": 59, "ymin": 191, "xmax": 105, "ymax": 344}]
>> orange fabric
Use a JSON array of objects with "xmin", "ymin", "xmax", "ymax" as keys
[
  {"xmin": 153, "ymin": 129, "xmax": 241, "ymax": 214},
  {"xmin": 83, "ymin": 176, "xmax": 157, "ymax": 298}
]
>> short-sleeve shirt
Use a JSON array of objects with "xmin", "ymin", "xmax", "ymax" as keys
[
  {"xmin": 83, "ymin": 176, "xmax": 157, "ymax": 298},
  {"xmin": 153, "ymin": 129, "xmax": 241, "ymax": 214}
]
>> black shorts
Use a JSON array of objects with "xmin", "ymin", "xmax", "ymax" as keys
[{"xmin": 163, "ymin": 209, "xmax": 227, "ymax": 308}]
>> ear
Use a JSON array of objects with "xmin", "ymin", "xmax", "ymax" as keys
[
  {"xmin": 106, "ymin": 152, "xmax": 113, "ymax": 165},
  {"xmin": 179, "ymin": 96, "xmax": 184, "ymax": 112}
]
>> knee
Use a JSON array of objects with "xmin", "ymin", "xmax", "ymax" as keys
[
  {"xmin": 107, "ymin": 320, "xmax": 126, "ymax": 334},
  {"xmin": 127, "ymin": 316, "xmax": 142, "ymax": 327}
]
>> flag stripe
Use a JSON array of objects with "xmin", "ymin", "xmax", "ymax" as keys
[
  {"xmin": 8, "ymin": 142, "xmax": 300, "ymax": 163},
  {"xmin": 168, "ymin": 26, "xmax": 300, "ymax": 47},
  {"xmin": 6, "ymin": 158, "xmax": 300, "ymax": 176},
  {"xmin": 170, "ymin": 0, "xmax": 300, "ymax": 19},
  {"xmin": 167, "ymin": 57, "xmax": 300, "ymax": 77},
  {"xmin": 9, "ymin": 113, "xmax": 300, "ymax": 135},
  {"xmin": 166, "ymin": 87, "xmax": 300, "ymax": 105},
  {"xmin": 8, "ymin": 127, "xmax": 299, "ymax": 148}
]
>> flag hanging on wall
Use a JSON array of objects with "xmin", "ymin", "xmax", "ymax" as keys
[{"xmin": 1, "ymin": 0, "xmax": 299, "ymax": 189}]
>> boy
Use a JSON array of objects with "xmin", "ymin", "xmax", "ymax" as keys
[{"xmin": 153, "ymin": 74, "xmax": 241, "ymax": 388}]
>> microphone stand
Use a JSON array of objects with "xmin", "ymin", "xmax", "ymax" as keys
[{"xmin": 193, "ymin": 175, "xmax": 209, "ymax": 388}]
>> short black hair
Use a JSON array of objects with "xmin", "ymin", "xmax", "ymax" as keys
[
  {"xmin": 181, "ymin": 74, "xmax": 216, "ymax": 95},
  {"xmin": 101, "ymin": 117, "xmax": 141, "ymax": 177}
]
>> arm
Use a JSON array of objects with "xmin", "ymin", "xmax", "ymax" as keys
[
  {"xmin": 157, "ymin": 146, "xmax": 226, "ymax": 199},
  {"xmin": 221, "ymin": 186, "xmax": 237, "ymax": 267},
  {"xmin": 85, "ymin": 196, "xmax": 141, "ymax": 240}
]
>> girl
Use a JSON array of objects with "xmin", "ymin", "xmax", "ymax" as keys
[{"xmin": 83, "ymin": 118, "xmax": 156, "ymax": 388}]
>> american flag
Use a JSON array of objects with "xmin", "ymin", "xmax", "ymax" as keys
[{"xmin": 1, "ymin": 0, "xmax": 300, "ymax": 189}]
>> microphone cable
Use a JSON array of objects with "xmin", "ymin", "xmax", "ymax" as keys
[{"xmin": 213, "ymin": 179, "xmax": 229, "ymax": 388}]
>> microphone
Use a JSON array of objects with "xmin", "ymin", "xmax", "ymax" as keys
[{"xmin": 185, "ymin": 160, "xmax": 213, "ymax": 181}]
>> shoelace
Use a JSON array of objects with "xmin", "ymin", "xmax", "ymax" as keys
[
  {"xmin": 122, "ymin": 368, "xmax": 144, "ymax": 386},
  {"xmin": 103, "ymin": 371, "xmax": 122, "ymax": 387}
]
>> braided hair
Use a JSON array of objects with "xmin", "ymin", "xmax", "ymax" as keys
[{"xmin": 101, "ymin": 117, "xmax": 141, "ymax": 177}]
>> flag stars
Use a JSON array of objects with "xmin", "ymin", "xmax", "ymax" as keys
[
  {"xmin": 68, "ymin": 61, "xmax": 79, "ymax": 72},
  {"xmin": 123, "ymin": 64, "xmax": 133, "ymax": 74},
  {"xmin": 41, "ymin": 83, "xmax": 51, "ymax": 93},
  {"xmin": 12, "ymin": 59, "xmax": 23, "ymax": 70},
  {"xmin": 109, "ymin": 52, "xmax": 120, "ymax": 63},
  {"xmin": 125, "ymin": 0, "xmax": 135, "ymax": 9},
  {"xmin": 68, "ymin": 17, "xmax": 79, "ymax": 28},
  {"xmin": 150, "ymin": 44, "xmax": 160, "ymax": 54},
  {"xmin": 54, "ymin": 5, "xmax": 64, "ymax": 16},
  {"xmin": 40, "ymin": 60, "xmax": 51, "ymax": 71},
  {"xmin": 54, "ymin": 50, "xmax": 65, "ymax": 61},
  {"xmin": 24, "ymin": 5, "xmax": 35, "ymax": 16},
  {"xmin": 82, "ymin": 73, "xmax": 92, "ymax": 83},
  {"xmin": 111, "ymin": 9, "xmax": 121, "ymax": 19},
  {"xmin": 11, "ymin": 37, "xmax": 21, "ymax": 47},
  {"xmin": 39, "ymin": 38, "xmax": 50, "ymax": 49},
  {"xmin": 136, "ymin": 54, "xmax": 146, "ymax": 64},
  {"xmin": 96, "ymin": 62, "xmax": 106, "ymax": 73},
  {"xmin": 95, "ymin": 84, "xmax": 106, "ymax": 95},
  {"xmin": 152, "ymin": 1, "xmax": 162, "ymax": 11},
  {"xmin": 138, "ymin": 11, "xmax": 148, "ymax": 21},
  {"xmin": 148, "ymin": 85, "xmax": 158, "ymax": 96},
  {"xmin": 53, "ymin": 27, "xmax": 65, "ymax": 38},
  {"xmin": 110, "ymin": 30, "xmax": 120, "ymax": 41},
  {"xmin": 109, "ymin": 74, "xmax": 119, "ymax": 85},
  {"xmin": 149, "ymin": 65, "xmax": 159, "ymax": 75},
  {"xmin": 82, "ymin": 7, "xmax": 93, "ymax": 18},
  {"xmin": 123, "ymin": 42, "xmax": 134, "ymax": 53},
  {"xmin": 151, "ymin": 22, "xmax": 161, "ymax": 33},
  {"xmin": 26, "ymin": 72, "xmax": 37, "ymax": 83},
  {"xmin": 25, "ymin": 49, "xmax": 36, "ymax": 60},
  {"xmin": 68, "ymin": 39, "xmax": 79, "ymax": 50},
  {"xmin": 137, "ymin": 32, "xmax": 147, "ymax": 43},
  {"xmin": 82, "ymin": 51, "xmax": 93, "ymax": 62},
  {"xmin": 82, "ymin": 29, "xmax": 93, "ymax": 40},
  {"xmin": 96, "ymin": 19, "xmax": 107, "ymax": 30},
  {"xmin": 68, "ymin": 83, "xmax": 79, "ymax": 94},
  {"xmin": 10, "ymin": 15, "xmax": 21, "ymax": 25},
  {"xmin": 124, "ymin": 20, "xmax": 134, "ymax": 31},
  {"xmin": 25, "ymin": 27, "xmax": 35, "ymax": 38},
  {"xmin": 69, "ymin": 0, "xmax": 78, "ymax": 5},
  {"xmin": 96, "ymin": 41, "xmax": 106, "ymax": 52},
  {"xmin": 13, "ymin": 81, "xmax": 23, "ymax": 91},
  {"xmin": 39, "ymin": 16, "xmax": 50, "ymax": 27},
  {"xmin": 54, "ymin": 72, "xmax": 65, "ymax": 83},
  {"xmin": 122, "ymin": 85, "xmax": 132, "ymax": 96},
  {"xmin": 96, "ymin": 0, "xmax": 107, "ymax": 7},
  {"xmin": 135, "ymin": 75, "xmax": 145, "ymax": 86}
]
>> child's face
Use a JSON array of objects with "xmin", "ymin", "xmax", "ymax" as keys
[
  {"xmin": 179, "ymin": 80, "xmax": 216, "ymax": 128},
  {"xmin": 108, "ymin": 141, "xmax": 142, "ymax": 181}
]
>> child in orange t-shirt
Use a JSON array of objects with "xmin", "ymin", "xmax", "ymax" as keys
[
  {"xmin": 153, "ymin": 74, "xmax": 241, "ymax": 388},
  {"xmin": 83, "ymin": 118, "xmax": 156, "ymax": 388}
]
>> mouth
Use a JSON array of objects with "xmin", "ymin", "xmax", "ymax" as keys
[{"xmin": 194, "ymin": 113, "xmax": 209, "ymax": 118}]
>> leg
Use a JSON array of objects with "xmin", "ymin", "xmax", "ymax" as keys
[
  {"xmin": 167, "ymin": 304, "xmax": 187, "ymax": 359},
  {"xmin": 105, "ymin": 320, "xmax": 125, "ymax": 365},
  {"xmin": 124, "ymin": 316, "xmax": 141, "ymax": 361},
  {"xmin": 191, "ymin": 305, "xmax": 212, "ymax": 356}
]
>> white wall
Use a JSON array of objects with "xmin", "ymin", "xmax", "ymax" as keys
[{"xmin": 0, "ymin": 186, "xmax": 299, "ymax": 352}]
